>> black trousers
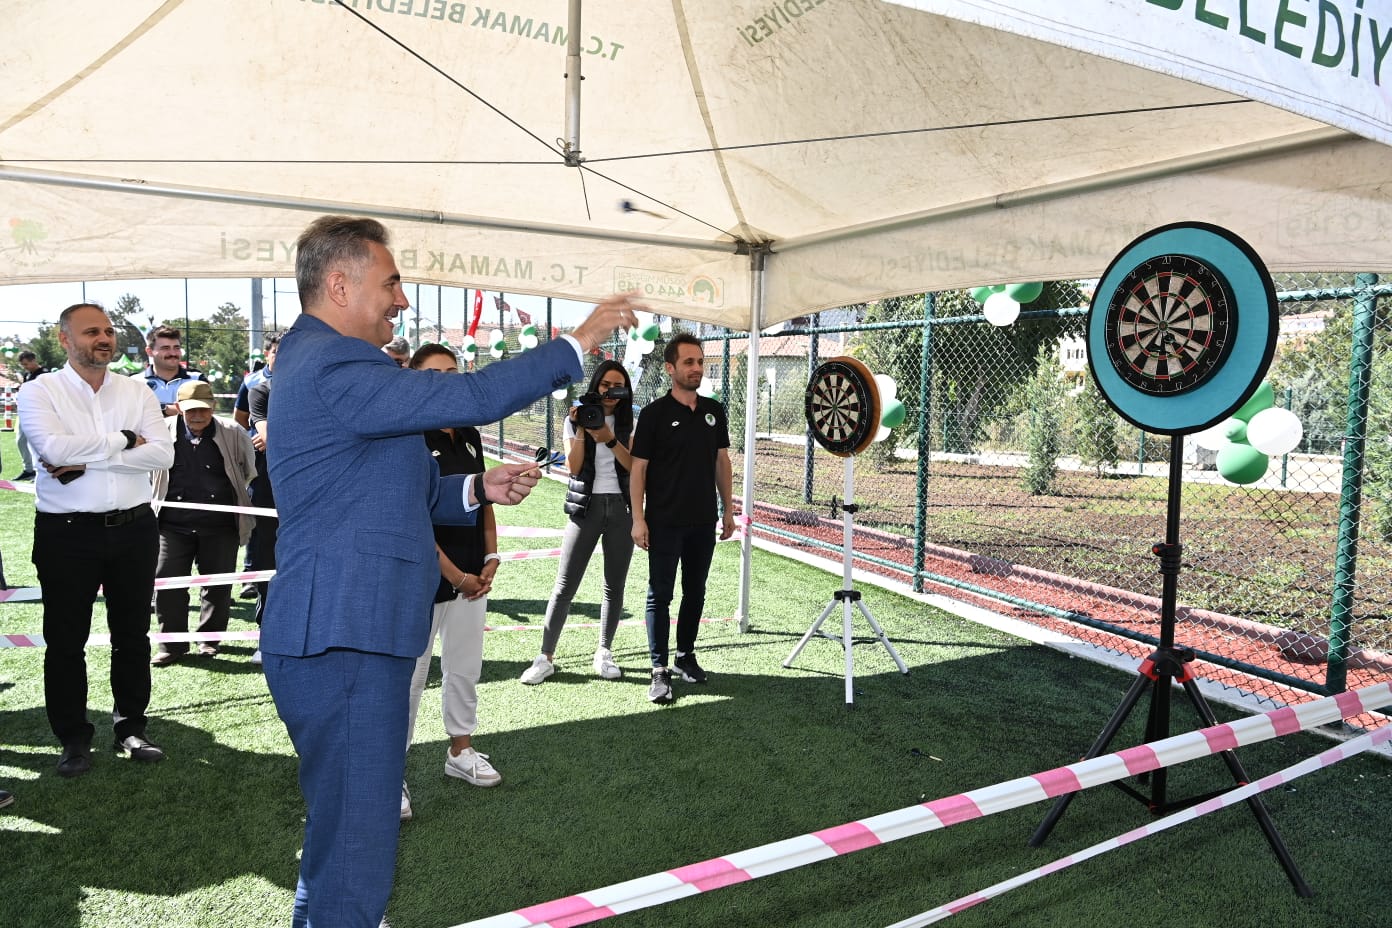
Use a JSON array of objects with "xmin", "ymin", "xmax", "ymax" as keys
[
  {"xmin": 154, "ymin": 525, "xmax": 239, "ymax": 655},
  {"xmin": 249, "ymin": 474, "xmax": 278, "ymax": 627},
  {"xmin": 33, "ymin": 506, "xmax": 159, "ymax": 747}
]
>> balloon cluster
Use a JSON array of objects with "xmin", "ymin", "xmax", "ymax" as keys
[
  {"xmin": 458, "ymin": 334, "xmax": 477, "ymax": 362},
  {"xmin": 622, "ymin": 315, "xmax": 661, "ymax": 374},
  {"xmin": 970, "ymin": 282, "xmax": 1045, "ymax": 327},
  {"xmin": 874, "ymin": 374, "xmax": 906, "ymax": 443},
  {"xmin": 519, "ymin": 324, "xmax": 539, "ymax": 351},
  {"xmin": 1192, "ymin": 381, "xmax": 1304, "ymax": 485},
  {"xmin": 487, "ymin": 328, "xmax": 507, "ymax": 359}
]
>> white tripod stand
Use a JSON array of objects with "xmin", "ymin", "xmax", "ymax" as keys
[{"xmin": 783, "ymin": 455, "xmax": 908, "ymax": 705}]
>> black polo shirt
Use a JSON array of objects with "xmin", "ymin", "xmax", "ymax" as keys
[
  {"xmin": 425, "ymin": 425, "xmax": 486, "ymax": 603},
  {"xmin": 630, "ymin": 390, "xmax": 729, "ymax": 527}
]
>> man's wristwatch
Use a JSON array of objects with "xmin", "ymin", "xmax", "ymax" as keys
[
  {"xmin": 474, "ymin": 475, "xmax": 493, "ymax": 506},
  {"xmin": 605, "ymin": 438, "xmax": 618, "ymax": 448},
  {"xmin": 121, "ymin": 429, "xmax": 138, "ymax": 450}
]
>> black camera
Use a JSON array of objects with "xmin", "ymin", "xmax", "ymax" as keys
[{"xmin": 575, "ymin": 386, "xmax": 630, "ymax": 430}]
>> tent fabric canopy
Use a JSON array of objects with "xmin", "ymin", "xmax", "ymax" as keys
[{"xmin": 2, "ymin": 0, "xmax": 1389, "ymax": 331}]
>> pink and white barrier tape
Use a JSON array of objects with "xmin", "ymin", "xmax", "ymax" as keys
[
  {"xmin": 453, "ymin": 682, "xmax": 1392, "ymax": 928},
  {"xmin": 891, "ymin": 723, "xmax": 1392, "ymax": 926}
]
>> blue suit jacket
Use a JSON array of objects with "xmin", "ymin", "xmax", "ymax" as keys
[{"xmin": 262, "ymin": 314, "xmax": 581, "ymax": 659}]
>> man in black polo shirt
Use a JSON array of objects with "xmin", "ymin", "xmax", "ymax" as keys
[{"xmin": 629, "ymin": 332, "xmax": 735, "ymax": 704}]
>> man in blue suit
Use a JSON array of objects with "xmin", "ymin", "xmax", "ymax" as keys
[{"xmin": 263, "ymin": 215, "xmax": 641, "ymax": 928}]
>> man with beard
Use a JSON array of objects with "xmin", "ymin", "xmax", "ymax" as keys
[
  {"xmin": 629, "ymin": 332, "xmax": 735, "ymax": 704},
  {"xmin": 17, "ymin": 303, "xmax": 174, "ymax": 776}
]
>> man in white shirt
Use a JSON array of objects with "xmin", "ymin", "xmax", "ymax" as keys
[{"xmin": 18, "ymin": 303, "xmax": 175, "ymax": 777}]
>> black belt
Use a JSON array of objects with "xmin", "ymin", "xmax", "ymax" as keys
[{"xmin": 40, "ymin": 503, "xmax": 152, "ymax": 527}]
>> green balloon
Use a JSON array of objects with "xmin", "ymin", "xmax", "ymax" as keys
[
  {"xmin": 639, "ymin": 322, "xmax": 661, "ymax": 342},
  {"xmin": 880, "ymin": 398, "xmax": 906, "ymax": 429},
  {"xmin": 1232, "ymin": 381, "xmax": 1275, "ymax": 422},
  {"xmin": 969, "ymin": 286, "xmax": 994, "ymax": 305},
  {"xmin": 1224, "ymin": 420, "xmax": 1248, "ymax": 443},
  {"xmin": 1005, "ymin": 282, "xmax": 1044, "ymax": 303},
  {"xmin": 1216, "ymin": 441, "xmax": 1269, "ymax": 485}
]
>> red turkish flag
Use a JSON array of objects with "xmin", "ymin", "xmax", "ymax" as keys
[{"xmin": 468, "ymin": 290, "xmax": 484, "ymax": 337}]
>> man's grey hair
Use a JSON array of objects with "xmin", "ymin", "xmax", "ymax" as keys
[
  {"xmin": 383, "ymin": 337, "xmax": 410, "ymax": 356},
  {"xmin": 295, "ymin": 216, "xmax": 390, "ymax": 304}
]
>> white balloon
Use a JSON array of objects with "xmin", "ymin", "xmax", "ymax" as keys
[
  {"xmin": 637, "ymin": 338, "xmax": 656, "ymax": 356},
  {"xmin": 873, "ymin": 424, "xmax": 891, "ymax": 443},
  {"xmin": 551, "ymin": 388, "xmax": 567, "ymax": 400},
  {"xmin": 1193, "ymin": 418, "xmax": 1238, "ymax": 452},
  {"xmin": 983, "ymin": 291, "xmax": 1021, "ymax": 327},
  {"xmin": 490, "ymin": 346, "xmax": 504, "ymax": 359},
  {"xmin": 519, "ymin": 333, "xmax": 539, "ymax": 350},
  {"xmin": 1246, "ymin": 407, "xmax": 1304, "ymax": 456},
  {"xmin": 873, "ymin": 374, "xmax": 898, "ymax": 403}
]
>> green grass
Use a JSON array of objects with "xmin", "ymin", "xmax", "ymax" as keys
[{"xmin": 0, "ymin": 436, "xmax": 1388, "ymax": 928}]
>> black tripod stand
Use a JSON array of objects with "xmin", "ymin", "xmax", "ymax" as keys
[{"xmin": 1028, "ymin": 438, "xmax": 1311, "ymax": 896}]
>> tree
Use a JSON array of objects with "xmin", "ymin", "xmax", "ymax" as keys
[
  {"xmin": 173, "ymin": 303, "xmax": 252, "ymax": 396},
  {"xmin": 1073, "ymin": 374, "xmax": 1120, "ymax": 476},
  {"xmin": 1022, "ymin": 341, "xmax": 1067, "ymax": 495}
]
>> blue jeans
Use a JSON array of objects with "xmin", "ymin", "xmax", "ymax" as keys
[{"xmin": 644, "ymin": 523, "xmax": 716, "ymax": 667}]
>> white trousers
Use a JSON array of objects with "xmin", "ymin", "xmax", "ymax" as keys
[{"xmin": 406, "ymin": 594, "xmax": 486, "ymax": 748}]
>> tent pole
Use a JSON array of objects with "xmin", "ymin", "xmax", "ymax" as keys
[
  {"xmin": 736, "ymin": 247, "xmax": 767, "ymax": 633},
  {"xmin": 564, "ymin": 0, "xmax": 583, "ymax": 166}
]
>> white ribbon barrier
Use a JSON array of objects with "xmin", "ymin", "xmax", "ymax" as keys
[
  {"xmin": 453, "ymin": 682, "xmax": 1392, "ymax": 928},
  {"xmin": 888, "ymin": 723, "xmax": 1392, "ymax": 926}
]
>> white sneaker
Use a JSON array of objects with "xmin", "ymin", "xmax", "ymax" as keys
[
  {"xmin": 249, "ymin": 649, "xmax": 263, "ymax": 666},
  {"xmin": 445, "ymin": 747, "xmax": 501, "ymax": 787},
  {"xmin": 400, "ymin": 782, "xmax": 413, "ymax": 821},
  {"xmin": 519, "ymin": 655, "xmax": 554, "ymax": 685},
  {"xmin": 592, "ymin": 647, "xmax": 622, "ymax": 680}
]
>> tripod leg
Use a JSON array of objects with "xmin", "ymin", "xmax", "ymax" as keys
[
  {"xmin": 784, "ymin": 599, "xmax": 839, "ymax": 667},
  {"xmin": 842, "ymin": 597, "xmax": 855, "ymax": 706},
  {"xmin": 1178, "ymin": 678, "xmax": 1313, "ymax": 896},
  {"xmin": 855, "ymin": 600, "xmax": 909, "ymax": 674},
  {"xmin": 1029, "ymin": 672, "xmax": 1154, "ymax": 848}
]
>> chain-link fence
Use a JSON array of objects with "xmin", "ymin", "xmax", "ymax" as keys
[{"xmin": 144, "ymin": 276, "xmax": 1390, "ymax": 707}]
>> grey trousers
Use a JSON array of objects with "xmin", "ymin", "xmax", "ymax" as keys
[{"xmin": 540, "ymin": 493, "xmax": 633, "ymax": 655}]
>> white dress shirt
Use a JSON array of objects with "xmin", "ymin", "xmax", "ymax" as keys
[{"xmin": 17, "ymin": 363, "xmax": 175, "ymax": 514}]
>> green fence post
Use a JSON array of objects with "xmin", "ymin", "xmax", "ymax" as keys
[
  {"xmin": 1280, "ymin": 386, "xmax": 1292, "ymax": 488},
  {"xmin": 1327, "ymin": 272, "xmax": 1380, "ymax": 694},
  {"xmin": 913, "ymin": 292, "xmax": 935, "ymax": 594}
]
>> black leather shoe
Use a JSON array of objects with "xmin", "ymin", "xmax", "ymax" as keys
[
  {"xmin": 114, "ymin": 735, "xmax": 165, "ymax": 763},
  {"xmin": 57, "ymin": 744, "xmax": 92, "ymax": 778},
  {"xmin": 0, "ymin": 789, "xmax": 14, "ymax": 808}
]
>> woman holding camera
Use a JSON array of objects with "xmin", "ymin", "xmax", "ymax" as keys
[{"xmin": 520, "ymin": 360, "xmax": 636, "ymax": 684}]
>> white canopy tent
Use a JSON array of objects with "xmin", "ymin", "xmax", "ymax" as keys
[{"xmin": 3, "ymin": 0, "xmax": 1389, "ymax": 626}]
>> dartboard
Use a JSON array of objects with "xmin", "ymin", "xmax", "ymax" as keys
[
  {"xmin": 805, "ymin": 356, "xmax": 880, "ymax": 457},
  {"xmin": 1104, "ymin": 254, "xmax": 1235, "ymax": 396},
  {"xmin": 1088, "ymin": 223, "xmax": 1277, "ymax": 436}
]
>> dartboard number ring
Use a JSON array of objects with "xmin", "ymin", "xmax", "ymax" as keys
[
  {"xmin": 1104, "ymin": 253, "xmax": 1236, "ymax": 396},
  {"xmin": 805, "ymin": 356, "xmax": 881, "ymax": 457}
]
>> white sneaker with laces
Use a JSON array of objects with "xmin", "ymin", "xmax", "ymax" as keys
[
  {"xmin": 445, "ymin": 747, "xmax": 502, "ymax": 787},
  {"xmin": 400, "ymin": 782, "xmax": 413, "ymax": 821},
  {"xmin": 592, "ymin": 647, "xmax": 622, "ymax": 680},
  {"xmin": 519, "ymin": 655, "xmax": 554, "ymax": 685}
]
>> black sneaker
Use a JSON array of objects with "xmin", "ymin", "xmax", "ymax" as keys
[
  {"xmin": 647, "ymin": 668, "xmax": 674, "ymax": 704},
  {"xmin": 674, "ymin": 653, "xmax": 708, "ymax": 684},
  {"xmin": 14, "ymin": 471, "xmax": 35, "ymax": 481}
]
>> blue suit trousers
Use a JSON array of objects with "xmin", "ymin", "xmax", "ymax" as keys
[{"xmin": 265, "ymin": 649, "xmax": 415, "ymax": 928}]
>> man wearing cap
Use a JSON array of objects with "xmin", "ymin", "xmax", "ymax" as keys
[
  {"xmin": 150, "ymin": 380, "xmax": 257, "ymax": 666},
  {"xmin": 18, "ymin": 303, "xmax": 174, "ymax": 776}
]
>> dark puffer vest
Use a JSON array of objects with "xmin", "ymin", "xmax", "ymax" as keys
[{"xmin": 563, "ymin": 417, "xmax": 632, "ymax": 519}]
